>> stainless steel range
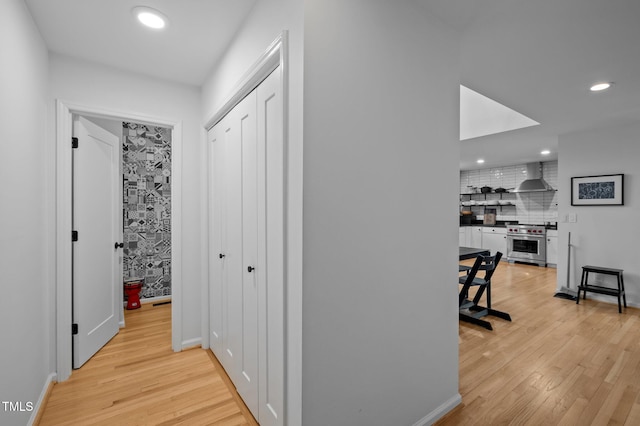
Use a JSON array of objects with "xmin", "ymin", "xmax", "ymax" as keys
[{"xmin": 506, "ymin": 224, "xmax": 547, "ymax": 266}]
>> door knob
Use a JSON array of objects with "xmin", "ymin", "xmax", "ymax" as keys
[
  {"xmin": 247, "ymin": 266, "xmax": 254, "ymax": 273},
  {"xmin": 219, "ymin": 253, "xmax": 225, "ymax": 259},
  {"xmin": 114, "ymin": 242, "xmax": 124, "ymax": 249}
]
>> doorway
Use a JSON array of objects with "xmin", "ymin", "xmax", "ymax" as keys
[{"xmin": 56, "ymin": 100, "xmax": 184, "ymax": 381}]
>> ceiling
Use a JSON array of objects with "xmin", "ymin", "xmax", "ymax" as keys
[
  {"xmin": 24, "ymin": 0, "xmax": 257, "ymax": 86},
  {"xmin": 426, "ymin": 0, "xmax": 640, "ymax": 170},
  {"xmin": 25, "ymin": 0, "xmax": 640, "ymax": 171}
]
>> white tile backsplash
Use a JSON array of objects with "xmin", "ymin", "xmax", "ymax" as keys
[{"xmin": 460, "ymin": 161, "xmax": 558, "ymax": 225}]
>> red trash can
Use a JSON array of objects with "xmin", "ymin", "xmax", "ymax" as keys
[{"xmin": 124, "ymin": 279, "xmax": 144, "ymax": 310}]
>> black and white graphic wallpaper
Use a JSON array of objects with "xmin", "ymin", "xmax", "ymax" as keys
[{"xmin": 122, "ymin": 122, "xmax": 172, "ymax": 299}]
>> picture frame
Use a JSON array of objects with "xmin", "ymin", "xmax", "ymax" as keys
[{"xmin": 571, "ymin": 174, "xmax": 624, "ymax": 206}]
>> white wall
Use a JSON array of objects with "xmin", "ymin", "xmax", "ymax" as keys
[
  {"xmin": 558, "ymin": 121, "xmax": 640, "ymax": 306},
  {"xmin": 203, "ymin": 1, "xmax": 461, "ymax": 424},
  {"xmin": 303, "ymin": 1, "xmax": 460, "ymax": 425},
  {"xmin": 49, "ymin": 54, "xmax": 204, "ymax": 344},
  {"xmin": 201, "ymin": 0, "xmax": 305, "ymax": 424},
  {"xmin": 0, "ymin": 1, "xmax": 51, "ymax": 425}
]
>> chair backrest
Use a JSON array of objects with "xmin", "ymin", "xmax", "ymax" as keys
[
  {"xmin": 477, "ymin": 251, "xmax": 502, "ymax": 283},
  {"xmin": 461, "ymin": 251, "xmax": 502, "ymax": 286}
]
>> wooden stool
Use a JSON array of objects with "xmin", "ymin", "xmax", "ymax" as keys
[{"xmin": 576, "ymin": 265, "xmax": 626, "ymax": 313}]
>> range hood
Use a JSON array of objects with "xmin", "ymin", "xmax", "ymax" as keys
[{"xmin": 512, "ymin": 162, "xmax": 554, "ymax": 192}]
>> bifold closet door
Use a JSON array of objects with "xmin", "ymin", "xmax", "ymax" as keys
[
  {"xmin": 208, "ymin": 97, "xmax": 250, "ymax": 390},
  {"xmin": 256, "ymin": 68, "xmax": 284, "ymax": 426},
  {"xmin": 208, "ymin": 91, "xmax": 260, "ymax": 412},
  {"xmin": 237, "ymin": 92, "xmax": 260, "ymax": 413},
  {"xmin": 208, "ymin": 66, "xmax": 283, "ymax": 426}
]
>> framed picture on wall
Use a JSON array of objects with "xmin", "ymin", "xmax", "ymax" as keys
[{"xmin": 571, "ymin": 174, "xmax": 624, "ymax": 206}]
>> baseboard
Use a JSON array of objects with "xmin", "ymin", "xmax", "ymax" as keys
[
  {"xmin": 412, "ymin": 393, "xmax": 462, "ymax": 426},
  {"xmin": 578, "ymin": 292, "xmax": 640, "ymax": 309},
  {"xmin": 28, "ymin": 373, "xmax": 56, "ymax": 426},
  {"xmin": 123, "ymin": 295, "xmax": 172, "ymax": 308},
  {"xmin": 181, "ymin": 337, "xmax": 202, "ymax": 351}
]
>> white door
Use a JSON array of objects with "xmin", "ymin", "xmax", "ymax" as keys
[
  {"xmin": 256, "ymin": 69, "xmax": 284, "ymax": 426},
  {"xmin": 208, "ymin": 122, "xmax": 225, "ymax": 355},
  {"xmin": 208, "ymin": 67, "xmax": 284, "ymax": 426},
  {"xmin": 72, "ymin": 116, "xmax": 122, "ymax": 369},
  {"xmin": 238, "ymin": 92, "xmax": 260, "ymax": 414}
]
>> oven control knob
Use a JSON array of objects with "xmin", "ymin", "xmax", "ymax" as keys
[{"xmin": 527, "ymin": 230, "xmax": 531, "ymax": 233}]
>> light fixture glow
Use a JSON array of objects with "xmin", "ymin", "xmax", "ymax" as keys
[
  {"xmin": 541, "ymin": 150, "xmax": 550, "ymax": 155},
  {"xmin": 477, "ymin": 159, "xmax": 485, "ymax": 164},
  {"xmin": 133, "ymin": 6, "xmax": 168, "ymax": 29},
  {"xmin": 590, "ymin": 82, "xmax": 611, "ymax": 92}
]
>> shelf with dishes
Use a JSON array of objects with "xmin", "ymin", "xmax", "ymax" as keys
[
  {"xmin": 460, "ymin": 191, "xmax": 516, "ymax": 210},
  {"xmin": 460, "ymin": 200, "xmax": 515, "ymax": 207}
]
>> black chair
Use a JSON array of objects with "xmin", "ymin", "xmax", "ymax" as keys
[
  {"xmin": 458, "ymin": 251, "xmax": 511, "ymax": 330},
  {"xmin": 458, "ymin": 264, "xmax": 472, "ymax": 273}
]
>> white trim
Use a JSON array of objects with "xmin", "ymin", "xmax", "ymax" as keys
[
  {"xmin": 55, "ymin": 100, "xmax": 184, "ymax": 382},
  {"xmin": 170, "ymin": 121, "xmax": 183, "ymax": 353},
  {"xmin": 28, "ymin": 373, "xmax": 56, "ymax": 426},
  {"xmin": 204, "ymin": 33, "xmax": 284, "ymax": 131},
  {"xmin": 203, "ymin": 31, "xmax": 294, "ymax": 425},
  {"xmin": 121, "ymin": 295, "xmax": 172, "ymax": 307},
  {"xmin": 200, "ymin": 124, "xmax": 210, "ymax": 351},
  {"xmin": 181, "ymin": 337, "xmax": 202, "ymax": 350},
  {"xmin": 412, "ymin": 393, "xmax": 462, "ymax": 426}
]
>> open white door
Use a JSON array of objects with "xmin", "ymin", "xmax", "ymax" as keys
[{"xmin": 72, "ymin": 116, "xmax": 122, "ymax": 369}]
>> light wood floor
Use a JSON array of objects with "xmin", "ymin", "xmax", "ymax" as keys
[
  {"xmin": 38, "ymin": 302, "xmax": 257, "ymax": 426},
  {"xmin": 38, "ymin": 263, "xmax": 640, "ymax": 425},
  {"xmin": 438, "ymin": 260, "xmax": 640, "ymax": 425}
]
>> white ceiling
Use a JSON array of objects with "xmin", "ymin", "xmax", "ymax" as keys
[
  {"xmin": 24, "ymin": 0, "xmax": 640, "ymax": 171},
  {"xmin": 427, "ymin": 0, "xmax": 640, "ymax": 170},
  {"xmin": 24, "ymin": 0, "xmax": 257, "ymax": 86}
]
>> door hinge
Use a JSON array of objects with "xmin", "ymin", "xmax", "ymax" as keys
[
  {"xmin": 72, "ymin": 230, "xmax": 78, "ymax": 242},
  {"xmin": 72, "ymin": 137, "xmax": 78, "ymax": 149},
  {"xmin": 72, "ymin": 323, "xmax": 78, "ymax": 335}
]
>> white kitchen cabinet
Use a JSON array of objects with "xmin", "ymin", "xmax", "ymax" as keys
[
  {"xmin": 482, "ymin": 227, "xmax": 507, "ymax": 255},
  {"xmin": 546, "ymin": 230, "xmax": 558, "ymax": 267},
  {"xmin": 469, "ymin": 227, "xmax": 483, "ymax": 249},
  {"xmin": 459, "ymin": 227, "xmax": 467, "ymax": 246}
]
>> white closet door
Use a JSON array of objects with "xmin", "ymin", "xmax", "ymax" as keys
[
  {"xmin": 237, "ymin": 92, "xmax": 260, "ymax": 414},
  {"xmin": 257, "ymin": 68, "xmax": 284, "ymax": 426},
  {"xmin": 208, "ymin": 125, "xmax": 224, "ymax": 355},
  {"xmin": 208, "ymin": 66, "xmax": 284, "ymax": 426}
]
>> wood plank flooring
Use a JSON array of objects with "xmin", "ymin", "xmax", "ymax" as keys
[
  {"xmin": 38, "ymin": 262, "xmax": 640, "ymax": 425},
  {"xmin": 38, "ymin": 302, "xmax": 257, "ymax": 426},
  {"xmin": 437, "ymin": 261, "xmax": 640, "ymax": 425}
]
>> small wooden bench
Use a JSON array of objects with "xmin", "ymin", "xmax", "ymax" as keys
[{"xmin": 576, "ymin": 265, "xmax": 626, "ymax": 313}]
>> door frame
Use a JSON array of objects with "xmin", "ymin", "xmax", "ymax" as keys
[
  {"xmin": 203, "ymin": 31, "xmax": 294, "ymax": 424},
  {"xmin": 56, "ymin": 100, "xmax": 183, "ymax": 382}
]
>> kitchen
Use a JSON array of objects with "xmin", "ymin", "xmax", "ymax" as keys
[{"xmin": 459, "ymin": 161, "xmax": 559, "ymax": 267}]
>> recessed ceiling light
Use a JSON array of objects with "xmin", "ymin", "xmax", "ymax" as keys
[
  {"xmin": 590, "ymin": 82, "xmax": 612, "ymax": 92},
  {"xmin": 133, "ymin": 6, "xmax": 168, "ymax": 29},
  {"xmin": 541, "ymin": 150, "xmax": 550, "ymax": 155},
  {"xmin": 477, "ymin": 159, "xmax": 485, "ymax": 164}
]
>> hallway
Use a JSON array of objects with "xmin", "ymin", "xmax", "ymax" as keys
[{"xmin": 38, "ymin": 303, "xmax": 257, "ymax": 425}]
